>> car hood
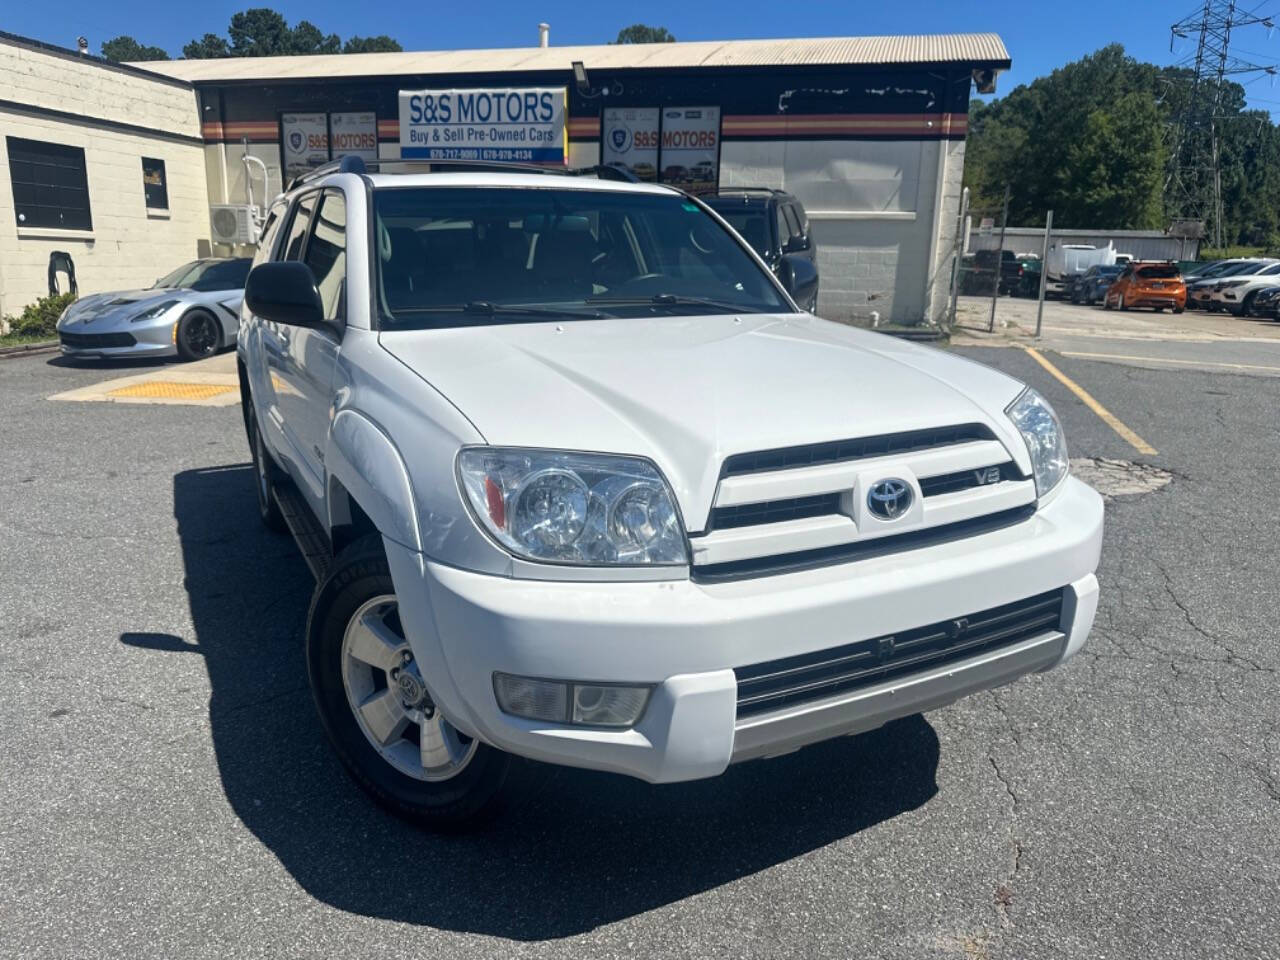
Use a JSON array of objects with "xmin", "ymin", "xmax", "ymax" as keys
[
  {"xmin": 59, "ymin": 288, "xmax": 183, "ymax": 328},
  {"xmin": 380, "ymin": 313, "xmax": 1032, "ymax": 527}
]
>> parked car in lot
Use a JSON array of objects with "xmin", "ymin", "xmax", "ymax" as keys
[
  {"xmin": 1250, "ymin": 284, "xmax": 1280, "ymax": 319},
  {"xmin": 1103, "ymin": 261, "xmax": 1186, "ymax": 312},
  {"xmin": 1208, "ymin": 261, "xmax": 1280, "ymax": 315},
  {"xmin": 1186, "ymin": 259, "xmax": 1277, "ymax": 310},
  {"xmin": 1013, "ymin": 256, "xmax": 1042, "ymax": 297},
  {"xmin": 1044, "ymin": 242, "xmax": 1117, "ymax": 297},
  {"xmin": 959, "ymin": 249, "xmax": 1021, "ymax": 296},
  {"xmin": 237, "ymin": 157, "xmax": 1102, "ymax": 828},
  {"xmin": 1070, "ymin": 264, "xmax": 1124, "ymax": 305},
  {"xmin": 702, "ymin": 187, "xmax": 819, "ymax": 311},
  {"xmin": 56, "ymin": 258, "xmax": 252, "ymax": 361}
]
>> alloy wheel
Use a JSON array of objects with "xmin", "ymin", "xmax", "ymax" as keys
[{"xmin": 340, "ymin": 595, "xmax": 478, "ymax": 782}]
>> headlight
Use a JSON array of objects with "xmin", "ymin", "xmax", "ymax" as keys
[
  {"xmin": 130, "ymin": 300, "xmax": 179, "ymax": 322},
  {"xmin": 1005, "ymin": 387, "xmax": 1069, "ymax": 497},
  {"xmin": 457, "ymin": 448, "xmax": 687, "ymax": 566}
]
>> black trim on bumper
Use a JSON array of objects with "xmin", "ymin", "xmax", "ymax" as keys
[
  {"xmin": 59, "ymin": 331, "xmax": 137, "ymax": 348},
  {"xmin": 734, "ymin": 587, "xmax": 1065, "ymax": 718}
]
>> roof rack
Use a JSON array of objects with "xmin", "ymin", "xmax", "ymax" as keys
[
  {"xmin": 286, "ymin": 155, "xmax": 642, "ymax": 192},
  {"xmin": 712, "ymin": 186, "xmax": 785, "ymax": 194}
]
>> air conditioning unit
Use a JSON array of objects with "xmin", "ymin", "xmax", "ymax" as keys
[{"xmin": 209, "ymin": 204, "xmax": 260, "ymax": 245}]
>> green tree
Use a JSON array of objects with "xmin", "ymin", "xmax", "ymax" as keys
[
  {"xmin": 343, "ymin": 35, "xmax": 402, "ymax": 54},
  {"xmin": 613, "ymin": 24, "xmax": 675, "ymax": 43},
  {"xmin": 183, "ymin": 33, "xmax": 230, "ymax": 59},
  {"xmin": 1060, "ymin": 93, "xmax": 1166, "ymax": 229},
  {"xmin": 286, "ymin": 19, "xmax": 341, "ymax": 55},
  {"xmin": 101, "ymin": 35, "xmax": 169, "ymax": 61},
  {"xmin": 226, "ymin": 8, "xmax": 294, "ymax": 56},
  {"xmin": 963, "ymin": 43, "xmax": 1280, "ymax": 243},
  {"xmin": 184, "ymin": 9, "xmax": 401, "ymax": 59}
]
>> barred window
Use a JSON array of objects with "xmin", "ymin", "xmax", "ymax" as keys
[{"xmin": 6, "ymin": 137, "xmax": 92, "ymax": 231}]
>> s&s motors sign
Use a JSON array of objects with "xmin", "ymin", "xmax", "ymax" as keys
[{"xmin": 398, "ymin": 88, "xmax": 567, "ymax": 164}]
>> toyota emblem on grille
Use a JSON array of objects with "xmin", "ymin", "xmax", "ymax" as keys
[{"xmin": 867, "ymin": 478, "xmax": 913, "ymax": 520}]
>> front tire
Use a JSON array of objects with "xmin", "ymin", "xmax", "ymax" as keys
[
  {"xmin": 175, "ymin": 309, "xmax": 221, "ymax": 362},
  {"xmin": 306, "ymin": 535, "xmax": 518, "ymax": 829},
  {"xmin": 246, "ymin": 399, "xmax": 286, "ymax": 533}
]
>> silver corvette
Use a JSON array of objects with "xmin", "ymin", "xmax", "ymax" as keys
[{"xmin": 56, "ymin": 258, "xmax": 252, "ymax": 362}]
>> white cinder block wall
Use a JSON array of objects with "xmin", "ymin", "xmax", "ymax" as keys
[
  {"xmin": 720, "ymin": 138, "xmax": 949, "ymax": 325},
  {"xmin": 0, "ymin": 39, "xmax": 209, "ymax": 321}
]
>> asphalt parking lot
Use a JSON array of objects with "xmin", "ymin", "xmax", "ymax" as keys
[{"xmin": 2, "ymin": 340, "xmax": 1277, "ymax": 959}]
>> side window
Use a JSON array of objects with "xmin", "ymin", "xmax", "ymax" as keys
[
  {"xmin": 304, "ymin": 190, "xmax": 347, "ymax": 322},
  {"xmin": 782, "ymin": 204, "xmax": 802, "ymax": 239},
  {"xmin": 774, "ymin": 205, "xmax": 788, "ymax": 253},
  {"xmin": 792, "ymin": 201, "xmax": 810, "ymax": 235},
  {"xmin": 281, "ymin": 193, "xmax": 318, "ymax": 262},
  {"xmin": 252, "ymin": 201, "xmax": 289, "ymax": 267}
]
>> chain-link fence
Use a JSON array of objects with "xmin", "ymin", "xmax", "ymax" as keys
[{"xmin": 946, "ymin": 186, "xmax": 1056, "ymax": 336}]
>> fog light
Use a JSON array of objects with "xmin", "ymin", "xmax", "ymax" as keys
[
  {"xmin": 493, "ymin": 673, "xmax": 568, "ymax": 723},
  {"xmin": 571, "ymin": 684, "xmax": 650, "ymax": 727},
  {"xmin": 493, "ymin": 673, "xmax": 652, "ymax": 728}
]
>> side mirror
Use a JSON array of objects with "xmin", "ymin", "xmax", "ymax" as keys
[
  {"xmin": 784, "ymin": 236, "xmax": 810, "ymax": 254},
  {"xmin": 244, "ymin": 261, "xmax": 325, "ymax": 328}
]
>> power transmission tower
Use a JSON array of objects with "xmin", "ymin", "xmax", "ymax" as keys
[{"xmin": 1166, "ymin": 1, "xmax": 1276, "ymax": 249}]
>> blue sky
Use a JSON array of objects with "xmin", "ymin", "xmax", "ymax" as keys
[{"xmin": 8, "ymin": 0, "xmax": 1280, "ymax": 114}]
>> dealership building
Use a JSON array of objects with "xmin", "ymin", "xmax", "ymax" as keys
[{"xmin": 0, "ymin": 29, "xmax": 1009, "ymax": 325}]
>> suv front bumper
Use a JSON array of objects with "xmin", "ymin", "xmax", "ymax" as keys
[{"xmin": 387, "ymin": 476, "xmax": 1103, "ymax": 783}]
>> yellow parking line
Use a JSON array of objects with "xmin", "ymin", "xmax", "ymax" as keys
[
  {"xmin": 1060, "ymin": 350, "xmax": 1280, "ymax": 375},
  {"xmin": 1022, "ymin": 347, "xmax": 1158, "ymax": 456}
]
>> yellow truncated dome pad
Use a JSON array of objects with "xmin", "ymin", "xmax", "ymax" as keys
[{"xmin": 104, "ymin": 381, "xmax": 239, "ymax": 401}]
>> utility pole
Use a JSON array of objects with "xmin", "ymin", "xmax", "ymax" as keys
[{"xmin": 1167, "ymin": 2, "xmax": 1276, "ymax": 249}]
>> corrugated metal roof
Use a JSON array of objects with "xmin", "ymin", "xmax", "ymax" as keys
[{"xmin": 132, "ymin": 33, "xmax": 1010, "ymax": 83}]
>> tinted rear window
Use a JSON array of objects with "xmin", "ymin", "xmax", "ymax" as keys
[{"xmin": 1137, "ymin": 264, "xmax": 1180, "ymax": 279}]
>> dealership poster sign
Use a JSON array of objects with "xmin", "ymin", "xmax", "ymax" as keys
[
  {"xmin": 281, "ymin": 112, "xmax": 329, "ymax": 180},
  {"xmin": 398, "ymin": 88, "xmax": 567, "ymax": 164},
  {"xmin": 603, "ymin": 106, "xmax": 721, "ymax": 192},
  {"xmin": 659, "ymin": 107, "xmax": 721, "ymax": 193},
  {"xmin": 330, "ymin": 112, "xmax": 378, "ymax": 162},
  {"xmin": 602, "ymin": 108, "xmax": 659, "ymax": 181}
]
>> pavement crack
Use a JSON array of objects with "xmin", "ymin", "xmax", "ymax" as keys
[
  {"xmin": 987, "ymin": 692, "xmax": 1025, "ymax": 929},
  {"xmin": 1156, "ymin": 561, "xmax": 1275, "ymax": 674}
]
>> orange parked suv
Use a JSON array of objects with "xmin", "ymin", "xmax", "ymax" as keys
[{"xmin": 1103, "ymin": 261, "xmax": 1186, "ymax": 313}]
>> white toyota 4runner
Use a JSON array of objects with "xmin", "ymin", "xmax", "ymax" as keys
[{"xmin": 238, "ymin": 158, "xmax": 1103, "ymax": 828}]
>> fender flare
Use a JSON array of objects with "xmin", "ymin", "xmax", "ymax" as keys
[{"xmin": 326, "ymin": 410, "xmax": 422, "ymax": 552}]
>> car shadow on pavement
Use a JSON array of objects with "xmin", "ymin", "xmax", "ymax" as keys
[{"xmin": 122, "ymin": 464, "xmax": 941, "ymax": 940}]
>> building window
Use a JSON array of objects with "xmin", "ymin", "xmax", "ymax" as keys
[
  {"xmin": 142, "ymin": 157, "xmax": 168, "ymax": 211},
  {"xmin": 6, "ymin": 136, "xmax": 92, "ymax": 231}
]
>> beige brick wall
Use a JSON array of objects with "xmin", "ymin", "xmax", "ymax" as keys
[
  {"xmin": 1, "ymin": 43, "xmax": 201, "ymax": 139},
  {"xmin": 0, "ymin": 40, "xmax": 210, "ymax": 322}
]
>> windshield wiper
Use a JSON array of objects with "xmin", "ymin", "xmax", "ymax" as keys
[
  {"xmin": 587, "ymin": 294, "xmax": 752, "ymax": 313},
  {"xmin": 402, "ymin": 301, "xmax": 605, "ymax": 320}
]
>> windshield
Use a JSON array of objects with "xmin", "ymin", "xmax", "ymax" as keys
[
  {"xmin": 703, "ymin": 206, "xmax": 773, "ymax": 258},
  {"xmin": 153, "ymin": 259, "xmax": 251, "ymax": 291},
  {"xmin": 373, "ymin": 187, "xmax": 790, "ymax": 328}
]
